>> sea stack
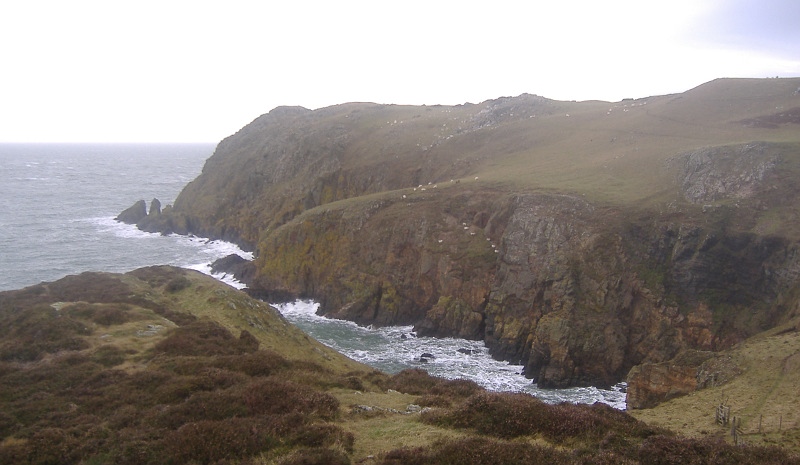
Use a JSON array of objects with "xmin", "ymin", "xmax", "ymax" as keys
[
  {"xmin": 149, "ymin": 198, "xmax": 161, "ymax": 216},
  {"xmin": 115, "ymin": 199, "xmax": 147, "ymax": 224}
]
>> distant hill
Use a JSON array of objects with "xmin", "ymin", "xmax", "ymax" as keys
[
  {"xmin": 2, "ymin": 266, "xmax": 798, "ymax": 463},
  {"xmin": 123, "ymin": 77, "xmax": 800, "ymax": 391}
]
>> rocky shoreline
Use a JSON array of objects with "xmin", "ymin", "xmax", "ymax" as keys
[{"xmin": 116, "ymin": 78, "xmax": 800, "ymax": 400}]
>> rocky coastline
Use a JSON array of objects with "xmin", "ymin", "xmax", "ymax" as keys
[{"xmin": 117, "ymin": 78, "xmax": 800, "ymax": 400}]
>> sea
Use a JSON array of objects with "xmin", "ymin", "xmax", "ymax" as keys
[{"xmin": 0, "ymin": 143, "xmax": 626, "ymax": 409}]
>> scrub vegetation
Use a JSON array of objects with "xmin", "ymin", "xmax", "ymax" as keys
[{"xmin": 1, "ymin": 267, "xmax": 798, "ymax": 464}]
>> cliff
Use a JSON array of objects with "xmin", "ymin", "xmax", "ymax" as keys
[{"xmin": 122, "ymin": 78, "xmax": 800, "ymax": 389}]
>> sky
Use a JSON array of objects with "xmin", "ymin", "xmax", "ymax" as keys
[{"xmin": 1, "ymin": 0, "xmax": 799, "ymax": 143}]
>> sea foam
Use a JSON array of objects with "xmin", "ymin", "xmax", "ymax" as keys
[{"xmin": 274, "ymin": 300, "xmax": 627, "ymax": 409}]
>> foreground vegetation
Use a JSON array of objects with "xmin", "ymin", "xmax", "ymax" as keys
[{"xmin": 1, "ymin": 266, "xmax": 798, "ymax": 464}]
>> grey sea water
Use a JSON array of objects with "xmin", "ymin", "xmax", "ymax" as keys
[
  {"xmin": 0, "ymin": 143, "xmax": 246, "ymax": 291},
  {"xmin": 0, "ymin": 143, "xmax": 625, "ymax": 408}
]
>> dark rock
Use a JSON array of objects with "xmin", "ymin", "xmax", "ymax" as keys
[
  {"xmin": 148, "ymin": 198, "xmax": 161, "ymax": 216},
  {"xmin": 115, "ymin": 199, "xmax": 147, "ymax": 224},
  {"xmin": 210, "ymin": 254, "xmax": 256, "ymax": 285},
  {"xmin": 211, "ymin": 254, "xmax": 249, "ymax": 274},
  {"xmin": 457, "ymin": 348, "xmax": 475, "ymax": 355},
  {"xmin": 420, "ymin": 352, "xmax": 435, "ymax": 359}
]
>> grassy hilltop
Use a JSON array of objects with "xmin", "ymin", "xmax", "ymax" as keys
[{"xmin": 1, "ymin": 266, "xmax": 798, "ymax": 464}]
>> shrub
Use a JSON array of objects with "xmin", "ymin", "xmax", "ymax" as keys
[
  {"xmin": 430, "ymin": 378, "xmax": 483, "ymax": 398},
  {"xmin": 25, "ymin": 427, "xmax": 82, "ymax": 465},
  {"xmin": 162, "ymin": 418, "xmax": 278, "ymax": 464},
  {"xmin": 47, "ymin": 273, "xmax": 132, "ymax": 303},
  {"xmin": 380, "ymin": 436, "xmax": 570, "ymax": 465},
  {"xmin": 0, "ymin": 306, "xmax": 91, "ymax": 361},
  {"xmin": 416, "ymin": 378, "xmax": 484, "ymax": 407},
  {"xmin": 384, "ymin": 368, "xmax": 440, "ymax": 394},
  {"xmin": 278, "ymin": 447, "xmax": 352, "ymax": 465},
  {"xmin": 65, "ymin": 302, "xmax": 137, "ymax": 326},
  {"xmin": 288, "ymin": 423, "xmax": 354, "ymax": 452},
  {"xmin": 127, "ymin": 266, "xmax": 184, "ymax": 288},
  {"xmin": 154, "ymin": 390, "xmax": 248, "ymax": 429},
  {"xmin": 414, "ymin": 394, "xmax": 453, "ymax": 408},
  {"xmin": 154, "ymin": 321, "xmax": 251, "ymax": 356},
  {"xmin": 242, "ymin": 379, "xmax": 339, "ymax": 420},
  {"xmin": 164, "ymin": 276, "xmax": 191, "ymax": 293},
  {"xmin": 0, "ymin": 410, "xmax": 18, "ymax": 438},
  {"xmin": 92, "ymin": 307, "xmax": 128, "ymax": 326},
  {"xmin": 238, "ymin": 329, "xmax": 260, "ymax": 352},
  {"xmin": 637, "ymin": 435, "xmax": 800, "ymax": 465},
  {"xmin": 423, "ymin": 392, "xmax": 551, "ymax": 439},
  {"xmin": 91, "ymin": 345, "xmax": 126, "ymax": 367},
  {"xmin": 423, "ymin": 391, "xmax": 666, "ymax": 445},
  {"xmin": 216, "ymin": 349, "xmax": 288, "ymax": 377}
]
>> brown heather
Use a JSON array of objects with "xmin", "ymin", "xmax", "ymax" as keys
[{"xmin": 1, "ymin": 264, "xmax": 799, "ymax": 463}]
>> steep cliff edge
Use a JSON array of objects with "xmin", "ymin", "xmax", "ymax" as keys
[{"xmin": 122, "ymin": 78, "xmax": 800, "ymax": 389}]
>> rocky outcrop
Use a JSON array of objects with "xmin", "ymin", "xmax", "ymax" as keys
[
  {"xmin": 115, "ymin": 199, "xmax": 147, "ymax": 224},
  {"xmin": 626, "ymin": 350, "xmax": 715, "ymax": 409},
  {"xmin": 672, "ymin": 142, "xmax": 781, "ymax": 204},
  {"xmin": 211, "ymin": 254, "xmax": 256, "ymax": 284},
  {"xmin": 626, "ymin": 348, "xmax": 746, "ymax": 409},
  {"xmin": 116, "ymin": 78, "xmax": 800, "ymax": 389},
  {"xmin": 149, "ymin": 198, "xmax": 161, "ymax": 216}
]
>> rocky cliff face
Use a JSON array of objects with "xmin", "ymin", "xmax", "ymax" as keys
[{"xmin": 121, "ymin": 78, "xmax": 800, "ymax": 390}]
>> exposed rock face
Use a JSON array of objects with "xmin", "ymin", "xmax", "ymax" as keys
[
  {"xmin": 116, "ymin": 78, "xmax": 800, "ymax": 389},
  {"xmin": 673, "ymin": 142, "xmax": 781, "ymax": 204},
  {"xmin": 626, "ymin": 349, "xmax": 745, "ymax": 409},
  {"xmin": 115, "ymin": 199, "xmax": 147, "ymax": 224},
  {"xmin": 626, "ymin": 350, "xmax": 715, "ymax": 409}
]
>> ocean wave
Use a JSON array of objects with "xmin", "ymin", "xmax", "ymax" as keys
[
  {"xmin": 89, "ymin": 216, "xmax": 252, "ymax": 289},
  {"xmin": 274, "ymin": 300, "xmax": 627, "ymax": 409}
]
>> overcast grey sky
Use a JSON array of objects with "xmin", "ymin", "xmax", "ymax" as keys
[{"xmin": 1, "ymin": 0, "xmax": 798, "ymax": 143}]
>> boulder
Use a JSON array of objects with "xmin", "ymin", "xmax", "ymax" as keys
[{"xmin": 115, "ymin": 199, "xmax": 147, "ymax": 224}]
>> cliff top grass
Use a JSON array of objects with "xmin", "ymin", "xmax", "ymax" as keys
[{"xmin": 175, "ymin": 78, "xmax": 800, "ymax": 249}]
